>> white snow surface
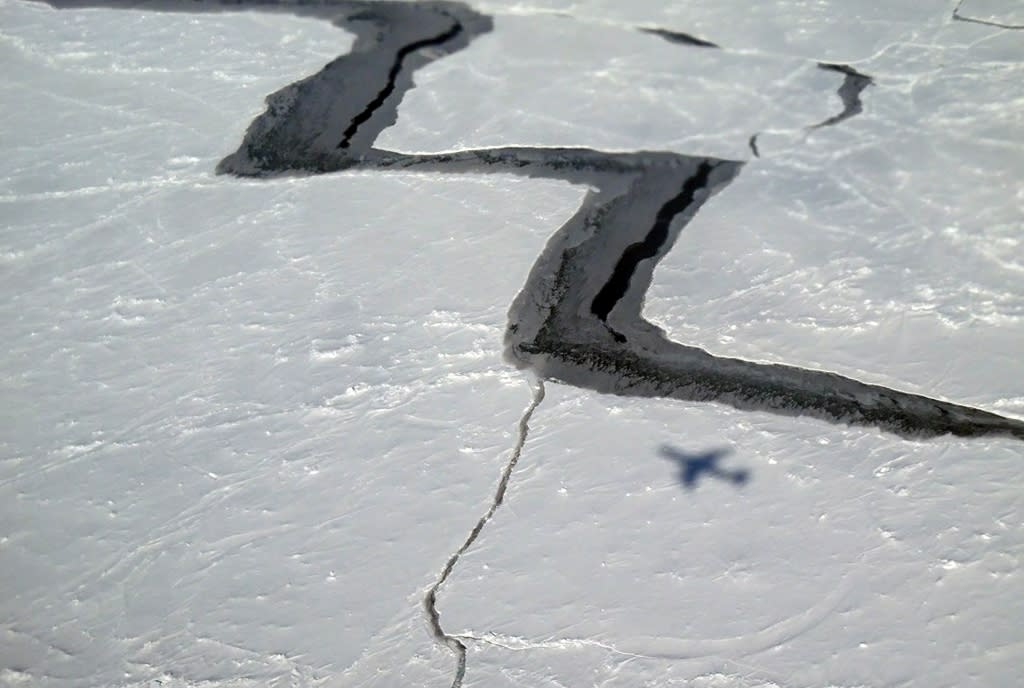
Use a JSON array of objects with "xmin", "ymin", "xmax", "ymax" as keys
[{"xmin": 1, "ymin": 1, "xmax": 1022, "ymax": 687}]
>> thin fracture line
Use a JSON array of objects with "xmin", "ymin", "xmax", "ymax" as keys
[
  {"xmin": 423, "ymin": 376, "xmax": 546, "ymax": 688},
  {"xmin": 952, "ymin": 0, "xmax": 1024, "ymax": 29}
]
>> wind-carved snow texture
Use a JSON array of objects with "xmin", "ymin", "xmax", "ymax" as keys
[
  {"xmin": 809, "ymin": 62, "xmax": 874, "ymax": 130},
  {"xmin": 32, "ymin": 0, "xmax": 1024, "ymax": 681},
  {"xmin": 424, "ymin": 378, "xmax": 545, "ymax": 688}
]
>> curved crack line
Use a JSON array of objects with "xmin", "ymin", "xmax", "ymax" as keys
[
  {"xmin": 337, "ymin": 18, "xmax": 464, "ymax": 149},
  {"xmin": 808, "ymin": 62, "xmax": 874, "ymax": 130},
  {"xmin": 424, "ymin": 376, "xmax": 546, "ymax": 688}
]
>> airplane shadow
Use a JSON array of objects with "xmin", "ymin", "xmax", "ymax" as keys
[{"xmin": 659, "ymin": 445, "xmax": 749, "ymax": 490}]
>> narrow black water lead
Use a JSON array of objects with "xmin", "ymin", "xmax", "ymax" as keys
[
  {"xmin": 338, "ymin": 19, "xmax": 464, "ymax": 149},
  {"xmin": 591, "ymin": 161, "xmax": 715, "ymax": 323},
  {"xmin": 640, "ymin": 27, "xmax": 719, "ymax": 48}
]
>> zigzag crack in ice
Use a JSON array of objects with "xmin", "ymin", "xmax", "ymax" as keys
[
  {"xmin": 42, "ymin": 0, "xmax": 1022, "ymax": 490},
  {"xmin": 424, "ymin": 378, "xmax": 546, "ymax": 688},
  {"xmin": 197, "ymin": 0, "xmax": 1024, "ymax": 442}
]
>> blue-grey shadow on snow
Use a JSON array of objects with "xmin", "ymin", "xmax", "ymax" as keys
[{"xmin": 660, "ymin": 445, "xmax": 749, "ymax": 490}]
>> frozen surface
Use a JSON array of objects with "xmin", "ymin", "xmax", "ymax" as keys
[
  {"xmin": 954, "ymin": 0, "xmax": 1024, "ymax": 28},
  {"xmin": 378, "ymin": 16, "xmax": 811, "ymax": 160},
  {"xmin": 1, "ymin": 1, "xmax": 1022, "ymax": 687},
  {"xmin": 442, "ymin": 386, "xmax": 1024, "ymax": 687},
  {"xmin": 1, "ymin": 3, "xmax": 583, "ymax": 685},
  {"xmin": 642, "ymin": 16, "xmax": 1024, "ymax": 414}
]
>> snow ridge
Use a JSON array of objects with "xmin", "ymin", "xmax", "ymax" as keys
[{"xmin": 423, "ymin": 377, "xmax": 546, "ymax": 688}]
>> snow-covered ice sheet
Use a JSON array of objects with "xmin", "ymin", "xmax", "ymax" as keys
[
  {"xmin": 442, "ymin": 386, "xmax": 1024, "ymax": 687},
  {"xmin": 1, "ymin": 1, "xmax": 1022, "ymax": 687},
  {"xmin": 640, "ymin": 15, "xmax": 1024, "ymax": 414},
  {"xmin": 954, "ymin": 0, "xmax": 1024, "ymax": 29},
  {"xmin": 1, "ymin": 3, "xmax": 584, "ymax": 685},
  {"xmin": 378, "ymin": 15, "xmax": 814, "ymax": 160}
]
